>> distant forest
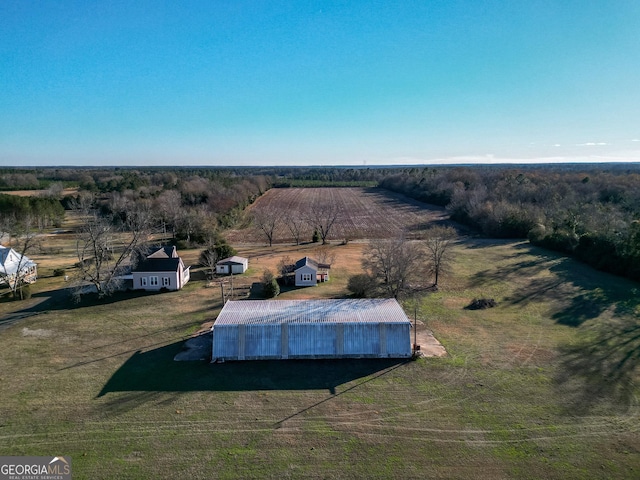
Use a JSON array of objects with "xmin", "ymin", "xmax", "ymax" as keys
[{"xmin": 2, "ymin": 164, "xmax": 640, "ymax": 281}]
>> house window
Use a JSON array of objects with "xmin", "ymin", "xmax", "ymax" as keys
[
  {"xmin": 141, "ymin": 277, "xmax": 148, "ymax": 287},
  {"xmin": 150, "ymin": 276, "xmax": 159, "ymax": 286},
  {"xmin": 162, "ymin": 277, "xmax": 170, "ymax": 287},
  {"xmin": 301, "ymin": 273, "xmax": 313, "ymax": 282}
]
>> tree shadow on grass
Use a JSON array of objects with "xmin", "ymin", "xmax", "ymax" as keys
[
  {"xmin": 556, "ymin": 316, "xmax": 640, "ymax": 414},
  {"xmin": 467, "ymin": 243, "xmax": 640, "ymax": 327},
  {"xmin": 0, "ymin": 287, "xmax": 178, "ymax": 331},
  {"xmin": 98, "ymin": 340, "xmax": 406, "ymax": 397}
]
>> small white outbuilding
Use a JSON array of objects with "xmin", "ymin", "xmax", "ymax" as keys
[
  {"xmin": 216, "ymin": 256, "xmax": 248, "ymax": 275},
  {"xmin": 211, "ymin": 298, "xmax": 412, "ymax": 362}
]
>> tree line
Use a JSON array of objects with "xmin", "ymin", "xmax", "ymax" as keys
[
  {"xmin": 66, "ymin": 173, "xmax": 271, "ymax": 246},
  {"xmin": 4, "ymin": 164, "xmax": 640, "ymax": 295},
  {"xmin": 0, "ymin": 194, "xmax": 65, "ymax": 230},
  {"xmin": 379, "ymin": 165, "xmax": 640, "ymax": 281}
]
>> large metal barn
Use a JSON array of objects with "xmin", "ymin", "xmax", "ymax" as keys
[{"xmin": 211, "ymin": 298, "xmax": 412, "ymax": 362}]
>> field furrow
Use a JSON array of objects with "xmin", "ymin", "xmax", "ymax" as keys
[{"xmin": 228, "ymin": 187, "xmax": 450, "ymax": 244}]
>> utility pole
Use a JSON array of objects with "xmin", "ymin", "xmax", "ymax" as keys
[{"xmin": 413, "ymin": 302, "xmax": 418, "ymax": 355}]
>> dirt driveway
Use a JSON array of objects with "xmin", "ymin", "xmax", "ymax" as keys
[{"xmin": 413, "ymin": 319, "xmax": 447, "ymax": 357}]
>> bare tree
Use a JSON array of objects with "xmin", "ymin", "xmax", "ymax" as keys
[
  {"xmin": 423, "ymin": 225, "xmax": 456, "ymax": 287},
  {"xmin": 362, "ymin": 236, "xmax": 425, "ymax": 299},
  {"xmin": 311, "ymin": 245, "xmax": 336, "ymax": 266},
  {"xmin": 199, "ymin": 238, "xmax": 237, "ymax": 279},
  {"xmin": 74, "ymin": 202, "xmax": 151, "ymax": 299},
  {"xmin": 283, "ymin": 213, "xmax": 307, "ymax": 245},
  {"xmin": 41, "ymin": 182, "xmax": 64, "ymax": 198},
  {"xmin": 306, "ymin": 204, "xmax": 339, "ymax": 245},
  {"xmin": 252, "ymin": 209, "xmax": 281, "ymax": 246},
  {"xmin": 199, "ymin": 248, "xmax": 221, "ymax": 280},
  {"xmin": 277, "ymin": 255, "xmax": 295, "ymax": 285},
  {"xmin": 154, "ymin": 189, "xmax": 182, "ymax": 240}
]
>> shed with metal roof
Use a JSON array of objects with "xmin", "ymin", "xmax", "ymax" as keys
[
  {"xmin": 211, "ymin": 299, "xmax": 411, "ymax": 361},
  {"xmin": 216, "ymin": 256, "xmax": 249, "ymax": 275}
]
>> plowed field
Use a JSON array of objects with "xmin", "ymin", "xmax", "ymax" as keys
[{"xmin": 228, "ymin": 187, "xmax": 450, "ymax": 243}]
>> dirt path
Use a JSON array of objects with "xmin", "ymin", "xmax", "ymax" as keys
[{"xmin": 414, "ymin": 320, "xmax": 447, "ymax": 357}]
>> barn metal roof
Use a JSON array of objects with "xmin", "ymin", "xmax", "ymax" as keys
[
  {"xmin": 213, "ymin": 299, "xmax": 411, "ymax": 326},
  {"xmin": 217, "ymin": 256, "xmax": 248, "ymax": 265}
]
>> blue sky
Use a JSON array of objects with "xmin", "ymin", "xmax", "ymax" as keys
[{"xmin": 1, "ymin": 1, "xmax": 639, "ymax": 166}]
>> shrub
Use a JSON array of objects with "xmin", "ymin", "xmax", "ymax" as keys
[
  {"xmin": 53, "ymin": 268, "xmax": 66, "ymax": 277},
  {"xmin": 527, "ymin": 224, "xmax": 546, "ymax": 244},
  {"xmin": 262, "ymin": 269, "xmax": 280, "ymax": 298},
  {"xmin": 312, "ymin": 229, "xmax": 320, "ymax": 243},
  {"xmin": 198, "ymin": 236, "xmax": 237, "ymax": 267},
  {"xmin": 175, "ymin": 240, "xmax": 191, "ymax": 250},
  {"xmin": 466, "ymin": 298, "xmax": 496, "ymax": 310},
  {"xmin": 347, "ymin": 274, "xmax": 376, "ymax": 298}
]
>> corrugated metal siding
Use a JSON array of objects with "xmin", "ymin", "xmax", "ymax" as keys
[
  {"xmin": 211, "ymin": 299, "xmax": 412, "ymax": 361},
  {"xmin": 288, "ymin": 323, "xmax": 338, "ymax": 357},
  {"xmin": 343, "ymin": 323, "xmax": 380, "ymax": 355},
  {"xmin": 212, "ymin": 325, "xmax": 239, "ymax": 359},
  {"xmin": 244, "ymin": 324, "xmax": 281, "ymax": 358},
  {"xmin": 386, "ymin": 324, "xmax": 411, "ymax": 356}
]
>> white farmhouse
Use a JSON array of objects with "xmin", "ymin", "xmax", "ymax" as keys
[
  {"xmin": 0, "ymin": 245, "xmax": 37, "ymax": 287},
  {"xmin": 132, "ymin": 246, "xmax": 190, "ymax": 291}
]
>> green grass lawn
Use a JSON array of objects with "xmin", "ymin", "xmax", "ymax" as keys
[{"xmin": 0, "ymin": 239, "xmax": 638, "ymax": 479}]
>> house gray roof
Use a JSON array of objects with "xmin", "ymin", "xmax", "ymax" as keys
[
  {"xmin": 217, "ymin": 256, "xmax": 248, "ymax": 265},
  {"xmin": 146, "ymin": 246, "xmax": 178, "ymax": 259},
  {"xmin": 294, "ymin": 256, "xmax": 330, "ymax": 271},
  {"xmin": 133, "ymin": 257, "xmax": 181, "ymax": 273},
  {"xmin": 132, "ymin": 246, "xmax": 183, "ymax": 273},
  {"xmin": 213, "ymin": 299, "xmax": 411, "ymax": 326}
]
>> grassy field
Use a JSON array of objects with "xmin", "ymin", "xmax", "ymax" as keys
[{"xmin": 0, "ymin": 232, "xmax": 639, "ymax": 478}]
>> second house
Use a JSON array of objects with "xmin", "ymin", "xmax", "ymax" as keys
[{"xmin": 294, "ymin": 256, "xmax": 331, "ymax": 287}]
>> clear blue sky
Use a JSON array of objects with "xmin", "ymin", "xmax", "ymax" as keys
[{"xmin": 1, "ymin": 1, "xmax": 639, "ymax": 166}]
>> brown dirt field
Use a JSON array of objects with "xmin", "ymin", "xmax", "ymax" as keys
[
  {"xmin": 227, "ymin": 187, "xmax": 451, "ymax": 244},
  {"xmin": 0, "ymin": 188, "xmax": 78, "ymax": 197}
]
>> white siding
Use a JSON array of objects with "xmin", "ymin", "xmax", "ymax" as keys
[
  {"xmin": 216, "ymin": 265, "xmax": 229, "ymax": 274},
  {"xmin": 295, "ymin": 265, "xmax": 317, "ymax": 286},
  {"xmin": 231, "ymin": 264, "xmax": 245, "ymax": 274},
  {"xmin": 133, "ymin": 271, "xmax": 179, "ymax": 291}
]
